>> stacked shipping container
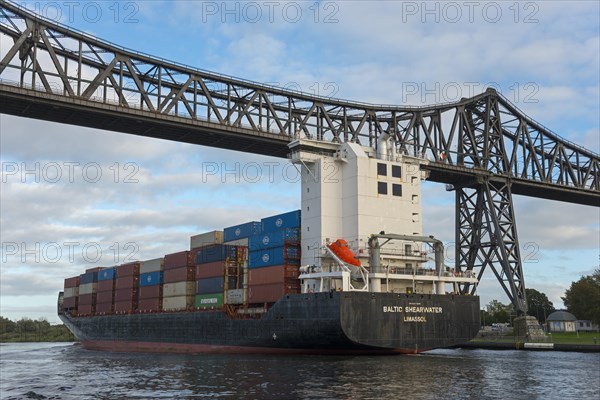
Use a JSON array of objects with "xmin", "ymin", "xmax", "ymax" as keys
[
  {"xmin": 114, "ymin": 262, "xmax": 140, "ymax": 313},
  {"xmin": 223, "ymin": 221, "xmax": 261, "ymax": 246},
  {"xmin": 248, "ymin": 210, "xmax": 301, "ymax": 303},
  {"xmin": 138, "ymin": 258, "xmax": 164, "ymax": 312},
  {"xmin": 95, "ymin": 267, "xmax": 116, "ymax": 314},
  {"xmin": 195, "ymin": 244, "xmax": 244, "ymax": 309},
  {"xmin": 62, "ymin": 276, "xmax": 79, "ymax": 313},
  {"xmin": 162, "ymin": 251, "xmax": 195, "ymax": 311},
  {"xmin": 59, "ymin": 210, "xmax": 300, "ymax": 317},
  {"xmin": 78, "ymin": 268, "xmax": 100, "ymax": 315}
]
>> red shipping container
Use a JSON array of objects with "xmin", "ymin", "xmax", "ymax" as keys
[
  {"xmin": 97, "ymin": 279, "xmax": 114, "ymax": 292},
  {"xmin": 164, "ymin": 266, "xmax": 195, "ymax": 283},
  {"xmin": 137, "ymin": 298, "xmax": 161, "ymax": 312},
  {"xmin": 116, "ymin": 262, "xmax": 140, "ymax": 277},
  {"xmin": 64, "ymin": 276, "xmax": 80, "ymax": 288},
  {"xmin": 95, "ymin": 302, "xmax": 113, "ymax": 314},
  {"xmin": 115, "ymin": 275, "xmax": 139, "ymax": 289},
  {"xmin": 249, "ymin": 282, "xmax": 300, "ymax": 304},
  {"xmin": 78, "ymin": 304, "xmax": 94, "ymax": 315},
  {"xmin": 63, "ymin": 296, "xmax": 78, "ymax": 309},
  {"xmin": 85, "ymin": 266, "xmax": 103, "ymax": 273},
  {"xmin": 195, "ymin": 261, "xmax": 225, "ymax": 279},
  {"xmin": 139, "ymin": 285, "xmax": 162, "ymax": 300},
  {"xmin": 96, "ymin": 290, "xmax": 114, "ymax": 304},
  {"xmin": 114, "ymin": 300, "xmax": 137, "ymax": 313},
  {"xmin": 164, "ymin": 250, "xmax": 194, "ymax": 269},
  {"xmin": 114, "ymin": 288, "xmax": 137, "ymax": 302},
  {"xmin": 78, "ymin": 293, "xmax": 96, "ymax": 305},
  {"xmin": 249, "ymin": 265, "xmax": 300, "ymax": 285}
]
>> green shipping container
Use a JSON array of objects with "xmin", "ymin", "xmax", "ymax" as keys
[{"xmin": 195, "ymin": 293, "xmax": 223, "ymax": 309}]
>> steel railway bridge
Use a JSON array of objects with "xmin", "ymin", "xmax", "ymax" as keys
[{"xmin": 1, "ymin": 1, "xmax": 598, "ymax": 314}]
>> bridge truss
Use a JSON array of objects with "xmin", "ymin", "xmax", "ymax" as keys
[{"xmin": 1, "ymin": 0, "xmax": 599, "ymax": 313}]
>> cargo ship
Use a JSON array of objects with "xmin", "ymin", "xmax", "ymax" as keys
[{"xmin": 58, "ymin": 139, "xmax": 481, "ymax": 354}]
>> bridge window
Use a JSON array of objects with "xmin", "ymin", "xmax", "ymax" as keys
[
  {"xmin": 392, "ymin": 184, "xmax": 402, "ymax": 197},
  {"xmin": 392, "ymin": 165, "xmax": 401, "ymax": 178},
  {"xmin": 377, "ymin": 163, "xmax": 387, "ymax": 176},
  {"xmin": 378, "ymin": 181, "xmax": 388, "ymax": 195}
]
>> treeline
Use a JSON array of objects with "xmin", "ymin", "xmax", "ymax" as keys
[
  {"xmin": 0, "ymin": 316, "xmax": 76, "ymax": 342},
  {"xmin": 481, "ymin": 268, "xmax": 600, "ymax": 326}
]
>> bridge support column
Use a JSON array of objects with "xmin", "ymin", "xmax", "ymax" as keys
[{"xmin": 455, "ymin": 179, "xmax": 528, "ymax": 314}]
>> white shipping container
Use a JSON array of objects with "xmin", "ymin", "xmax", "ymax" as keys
[
  {"xmin": 78, "ymin": 283, "xmax": 97, "ymax": 295},
  {"xmin": 162, "ymin": 295, "xmax": 193, "ymax": 311},
  {"xmin": 163, "ymin": 281, "xmax": 195, "ymax": 298},
  {"xmin": 191, "ymin": 231, "xmax": 224, "ymax": 249},
  {"xmin": 226, "ymin": 289, "xmax": 245, "ymax": 305},
  {"xmin": 140, "ymin": 257, "xmax": 164, "ymax": 274},
  {"xmin": 63, "ymin": 287, "xmax": 79, "ymax": 298},
  {"xmin": 224, "ymin": 238, "xmax": 249, "ymax": 247}
]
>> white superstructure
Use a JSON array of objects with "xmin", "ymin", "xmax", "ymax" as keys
[{"xmin": 288, "ymin": 138, "xmax": 477, "ymax": 295}]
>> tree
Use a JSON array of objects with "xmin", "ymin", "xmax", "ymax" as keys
[
  {"xmin": 15, "ymin": 317, "xmax": 36, "ymax": 333},
  {"xmin": 562, "ymin": 268, "xmax": 600, "ymax": 326},
  {"xmin": 0, "ymin": 317, "xmax": 16, "ymax": 334},
  {"xmin": 485, "ymin": 300, "xmax": 512, "ymax": 324},
  {"xmin": 525, "ymin": 288, "xmax": 555, "ymax": 323}
]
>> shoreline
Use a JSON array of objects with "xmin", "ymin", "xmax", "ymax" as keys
[{"xmin": 453, "ymin": 341, "xmax": 600, "ymax": 353}]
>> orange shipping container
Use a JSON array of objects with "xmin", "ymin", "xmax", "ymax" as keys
[
  {"xmin": 114, "ymin": 300, "xmax": 136, "ymax": 313},
  {"xmin": 115, "ymin": 275, "xmax": 139, "ymax": 289},
  {"xmin": 78, "ymin": 293, "xmax": 96, "ymax": 305},
  {"xmin": 248, "ymin": 282, "xmax": 300, "ymax": 304},
  {"xmin": 139, "ymin": 285, "xmax": 162, "ymax": 300},
  {"xmin": 97, "ymin": 279, "xmax": 114, "ymax": 292},
  {"xmin": 63, "ymin": 296, "xmax": 78, "ymax": 309},
  {"xmin": 249, "ymin": 265, "xmax": 300, "ymax": 285},
  {"xmin": 116, "ymin": 262, "xmax": 140, "ymax": 277},
  {"xmin": 164, "ymin": 266, "xmax": 195, "ymax": 283},
  {"xmin": 114, "ymin": 288, "xmax": 137, "ymax": 302},
  {"xmin": 195, "ymin": 261, "xmax": 225, "ymax": 279},
  {"xmin": 164, "ymin": 251, "xmax": 194, "ymax": 269},
  {"xmin": 95, "ymin": 302, "xmax": 113, "ymax": 314},
  {"xmin": 96, "ymin": 290, "xmax": 114, "ymax": 304},
  {"xmin": 137, "ymin": 298, "xmax": 161, "ymax": 312},
  {"xmin": 78, "ymin": 304, "xmax": 94, "ymax": 315},
  {"xmin": 64, "ymin": 276, "xmax": 80, "ymax": 288}
]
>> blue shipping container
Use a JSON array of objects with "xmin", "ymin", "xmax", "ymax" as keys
[
  {"xmin": 223, "ymin": 221, "xmax": 261, "ymax": 242},
  {"xmin": 196, "ymin": 277, "xmax": 224, "ymax": 294},
  {"xmin": 248, "ymin": 228, "xmax": 300, "ymax": 251},
  {"xmin": 248, "ymin": 246, "xmax": 301, "ymax": 269},
  {"xmin": 139, "ymin": 271, "xmax": 163, "ymax": 287},
  {"xmin": 80, "ymin": 271, "xmax": 98, "ymax": 284},
  {"xmin": 97, "ymin": 268, "xmax": 116, "ymax": 281},
  {"xmin": 196, "ymin": 244, "xmax": 238, "ymax": 264},
  {"xmin": 261, "ymin": 210, "xmax": 301, "ymax": 233}
]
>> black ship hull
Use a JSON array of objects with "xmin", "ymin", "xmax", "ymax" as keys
[{"xmin": 60, "ymin": 292, "xmax": 480, "ymax": 354}]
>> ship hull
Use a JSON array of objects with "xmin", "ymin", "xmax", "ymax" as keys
[{"xmin": 60, "ymin": 292, "xmax": 480, "ymax": 354}]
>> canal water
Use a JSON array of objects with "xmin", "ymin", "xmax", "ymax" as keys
[{"xmin": 1, "ymin": 343, "xmax": 598, "ymax": 399}]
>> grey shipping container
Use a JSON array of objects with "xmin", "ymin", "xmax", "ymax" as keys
[
  {"xmin": 190, "ymin": 231, "xmax": 224, "ymax": 249},
  {"xmin": 163, "ymin": 281, "xmax": 196, "ymax": 298},
  {"xmin": 140, "ymin": 258, "xmax": 164, "ymax": 274},
  {"xmin": 162, "ymin": 295, "xmax": 194, "ymax": 311}
]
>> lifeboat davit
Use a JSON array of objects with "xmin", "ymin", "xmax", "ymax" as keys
[{"xmin": 327, "ymin": 239, "xmax": 362, "ymax": 267}]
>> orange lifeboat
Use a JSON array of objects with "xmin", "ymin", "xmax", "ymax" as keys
[{"xmin": 327, "ymin": 239, "xmax": 361, "ymax": 267}]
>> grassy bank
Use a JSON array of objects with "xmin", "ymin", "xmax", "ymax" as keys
[
  {"xmin": 473, "ymin": 331, "xmax": 599, "ymax": 345},
  {"xmin": 0, "ymin": 317, "xmax": 76, "ymax": 342}
]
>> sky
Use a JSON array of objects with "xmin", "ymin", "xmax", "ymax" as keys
[{"xmin": 1, "ymin": 0, "xmax": 599, "ymax": 324}]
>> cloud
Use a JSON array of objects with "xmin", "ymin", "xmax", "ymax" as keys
[{"xmin": 1, "ymin": 0, "xmax": 597, "ymax": 323}]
